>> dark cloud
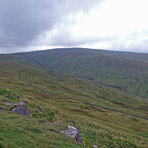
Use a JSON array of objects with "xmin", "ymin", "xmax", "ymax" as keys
[
  {"xmin": 0, "ymin": 0, "xmax": 101, "ymax": 52},
  {"xmin": 1, "ymin": 0, "xmax": 147, "ymax": 53},
  {"xmin": 0, "ymin": 0, "xmax": 59, "ymax": 48}
]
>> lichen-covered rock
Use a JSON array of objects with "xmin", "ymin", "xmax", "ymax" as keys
[
  {"xmin": 10, "ymin": 101, "xmax": 31, "ymax": 116},
  {"xmin": 61, "ymin": 126, "xmax": 81, "ymax": 143},
  {"xmin": 3, "ymin": 101, "xmax": 13, "ymax": 106}
]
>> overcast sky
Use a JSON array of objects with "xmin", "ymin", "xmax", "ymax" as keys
[{"xmin": 0, "ymin": 0, "xmax": 148, "ymax": 53}]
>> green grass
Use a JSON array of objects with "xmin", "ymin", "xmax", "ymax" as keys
[
  {"xmin": 0, "ymin": 112, "xmax": 83, "ymax": 148},
  {"xmin": 0, "ymin": 86, "xmax": 148, "ymax": 148},
  {"xmin": 0, "ymin": 88, "xmax": 9, "ymax": 96},
  {"xmin": 0, "ymin": 52, "xmax": 148, "ymax": 147},
  {"xmin": 16, "ymin": 48, "xmax": 148, "ymax": 98}
]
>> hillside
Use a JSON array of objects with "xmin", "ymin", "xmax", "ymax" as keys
[
  {"xmin": 16, "ymin": 48, "xmax": 148, "ymax": 98},
  {"xmin": 0, "ymin": 53, "xmax": 148, "ymax": 147}
]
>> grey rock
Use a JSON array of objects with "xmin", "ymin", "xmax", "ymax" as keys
[
  {"xmin": 17, "ymin": 96, "xmax": 23, "ymax": 101},
  {"xmin": 10, "ymin": 101, "xmax": 31, "ymax": 116},
  {"xmin": 10, "ymin": 93, "xmax": 15, "ymax": 97},
  {"xmin": 38, "ymin": 107, "xmax": 45, "ymax": 111},
  {"xmin": 61, "ymin": 126, "xmax": 81, "ymax": 143},
  {"xmin": 0, "ymin": 107, "xmax": 6, "ymax": 111},
  {"xmin": 3, "ymin": 101, "xmax": 13, "ymax": 106}
]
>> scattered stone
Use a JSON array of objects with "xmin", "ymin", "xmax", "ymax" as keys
[
  {"xmin": 49, "ymin": 129, "xmax": 57, "ymax": 132},
  {"xmin": 3, "ymin": 101, "xmax": 13, "ymax": 106},
  {"xmin": 10, "ymin": 101, "xmax": 31, "ymax": 116},
  {"xmin": 17, "ymin": 96, "xmax": 22, "ymax": 101},
  {"xmin": 93, "ymin": 145, "xmax": 98, "ymax": 148},
  {"xmin": 0, "ymin": 107, "xmax": 6, "ymax": 111},
  {"xmin": 52, "ymin": 122, "xmax": 58, "ymax": 126},
  {"xmin": 61, "ymin": 126, "xmax": 81, "ymax": 143},
  {"xmin": 10, "ymin": 93, "xmax": 15, "ymax": 97},
  {"xmin": 23, "ymin": 119, "xmax": 29, "ymax": 122},
  {"xmin": 38, "ymin": 107, "xmax": 45, "ymax": 112}
]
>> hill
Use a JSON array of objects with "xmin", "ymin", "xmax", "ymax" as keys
[
  {"xmin": 0, "ymin": 52, "xmax": 148, "ymax": 147},
  {"xmin": 16, "ymin": 48, "xmax": 148, "ymax": 98}
]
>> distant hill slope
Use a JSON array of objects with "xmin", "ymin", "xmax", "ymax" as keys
[{"xmin": 16, "ymin": 48, "xmax": 148, "ymax": 98}]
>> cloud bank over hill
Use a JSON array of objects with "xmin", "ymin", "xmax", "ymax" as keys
[{"xmin": 0, "ymin": 0, "xmax": 148, "ymax": 53}]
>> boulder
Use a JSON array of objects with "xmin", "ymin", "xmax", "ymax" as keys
[
  {"xmin": 10, "ymin": 101, "xmax": 31, "ymax": 116},
  {"xmin": 61, "ymin": 126, "xmax": 81, "ymax": 143},
  {"xmin": 3, "ymin": 101, "xmax": 13, "ymax": 106}
]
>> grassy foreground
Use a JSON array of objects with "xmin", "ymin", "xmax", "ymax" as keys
[
  {"xmin": 0, "ymin": 54, "xmax": 148, "ymax": 147},
  {"xmin": 0, "ymin": 88, "xmax": 148, "ymax": 148}
]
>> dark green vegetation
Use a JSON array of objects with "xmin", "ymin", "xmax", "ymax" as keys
[
  {"xmin": 16, "ymin": 48, "xmax": 148, "ymax": 98},
  {"xmin": 0, "ymin": 48, "xmax": 148, "ymax": 147}
]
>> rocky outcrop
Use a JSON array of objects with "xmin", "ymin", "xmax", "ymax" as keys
[
  {"xmin": 10, "ymin": 101, "xmax": 31, "ymax": 116},
  {"xmin": 61, "ymin": 126, "xmax": 81, "ymax": 143}
]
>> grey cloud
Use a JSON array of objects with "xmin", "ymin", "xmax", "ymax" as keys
[
  {"xmin": 49, "ymin": 33, "xmax": 110, "ymax": 47},
  {"xmin": 111, "ymin": 31, "xmax": 148, "ymax": 52},
  {"xmin": 0, "ymin": 0, "xmax": 102, "ymax": 52},
  {"xmin": 0, "ymin": 0, "xmax": 59, "ymax": 48},
  {"xmin": 3, "ymin": 0, "xmax": 146, "ymax": 53}
]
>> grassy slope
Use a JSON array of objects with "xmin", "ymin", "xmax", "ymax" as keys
[
  {"xmin": 0, "ymin": 55, "xmax": 148, "ymax": 148},
  {"xmin": 16, "ymin": 48, "xmax": 148, "ymax": 99},
  {"xmin": 92, "ymin": 49, "xmax": 148, "ymax": 62}
]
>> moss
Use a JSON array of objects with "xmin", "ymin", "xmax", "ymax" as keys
[
  {"xmin": 0, "ymin": 88, "xmax": 9, "ymax": 96},
  {"xmin": 44, "ymin": 108, "xmax": 55, "ymax": 122}
]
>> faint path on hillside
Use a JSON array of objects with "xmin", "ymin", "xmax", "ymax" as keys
[{"xmin": 17, "ymin": 70, "xmax": 148, "ymax": 121}]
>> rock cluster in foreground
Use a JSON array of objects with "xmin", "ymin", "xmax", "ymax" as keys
[
  {"xmin": 61, "ymin": 126, "xmax": 81, "ymax": 143},
  {"xmin": 10, "ymin": 101, "xmax": 31, "ymax": 116}
]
